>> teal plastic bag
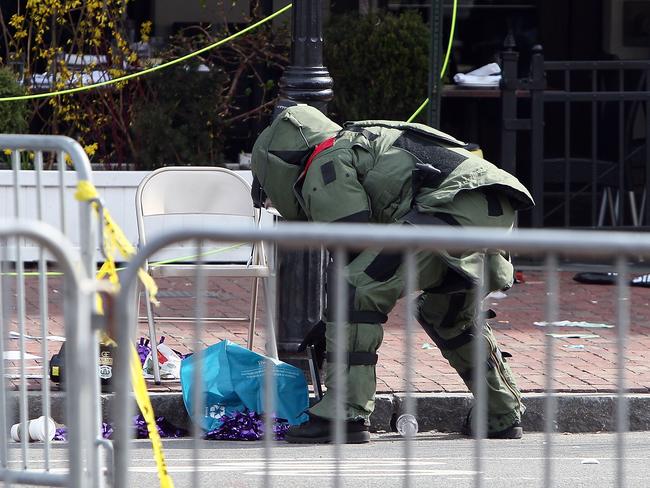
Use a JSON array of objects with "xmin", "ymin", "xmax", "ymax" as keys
[{"xmin": 180, "ymin": 340, "xmax": 309, "ymax": 431}]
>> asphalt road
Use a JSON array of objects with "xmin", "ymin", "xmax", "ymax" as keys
[{"xmin": 7, "ymin": 432, "xmax": 650, "ymax": 487}]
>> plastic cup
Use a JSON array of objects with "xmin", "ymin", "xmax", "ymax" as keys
[
  {"xmin": 396, "ymin": 414, "xmax": 419, "ymax": 437},
  {"xmin": 28, "ymin": 416, "xmax": 56, "ymax": 442},
  {"xmin": 11, "ymin": 417, "xmax": 57, "ymax": 442},
  {"xmin": 10, "ymin": 422, "xmax": 26, "ymax": 442}
]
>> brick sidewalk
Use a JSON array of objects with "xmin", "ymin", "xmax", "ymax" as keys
[{"xmin": 6, "ymin": 270, "xmax": 650, "ymax": 393}]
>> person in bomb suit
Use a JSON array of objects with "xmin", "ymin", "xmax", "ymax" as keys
[{"xmin": 251, "ymin": 105, "xmax": 534, "ymax": 443}]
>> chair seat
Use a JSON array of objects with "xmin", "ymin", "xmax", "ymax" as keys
[
  {"xmin": 135, "ymin": 166, "xmax": 272, "ymax": 383},
  {"xmin": 149, "ymin": 263, "xmax": 270, "ymax": 278}
]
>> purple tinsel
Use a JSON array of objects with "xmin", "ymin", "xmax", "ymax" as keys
[
  {"xmin": 53, "ymin": 422, "xmax": 113, "ymax": 442},
  {"xmin": 53, "ymin": 417, "xmax": 186, "ymax": 442},
  {"xmin": 137, "ymin": 336, "xmax": 188, "ymax": 366},
  {"xmin": 204, "ymin": 410, "xmax": 289, "ymax": 441},
  {"xmin": 51, "ymin": 411, "xmax": 288, "ymax": 442},
  {"xmin": 132, "ymin": 414, "xmax": 187, "ymax": 439},
  {"xmin": 102, "ymin": 422, "xmax": 114, "ymax": 439},
  {"xmin": 53, "ymin": 427, "xmax": 67, "ymax": 441},
  {"xmin": 136, "ymin": 337, "xmax": 152, "ymax": 366}
]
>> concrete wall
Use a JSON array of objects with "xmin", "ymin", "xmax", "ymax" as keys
[{"xmin": 0, "ymin": 169, "xmax": 274, "ymax": 264}]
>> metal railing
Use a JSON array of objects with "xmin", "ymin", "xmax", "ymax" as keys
[
  {"xmin": 0, "ymin": 221, "xmax": 95, "ymax": 487},
  {"xmin": 0, "ymin": 135, "xmax": 103, "ymax": 487},
  {"xmin": 500, "ymin": 47, "xmax": 650, "ymax": 228},
  {"xmin": 113, "ymin": 221, "xmax": 639, "ymax": 487},
  {"xmin": 0, "ymin": 135, "xmax": 96, "ymax": 269}
]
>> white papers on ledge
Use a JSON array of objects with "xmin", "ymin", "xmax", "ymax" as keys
[
  {"xmin": 4, "ymin": 351, "xmax": 41, "ymax": 361},
  {"xmin": 453, "ymin": 62, "xmax": 501, "ymax": 87},
  {"xmin": 30, "ymin": 70, "xmax": 113, "ymax": 89}
]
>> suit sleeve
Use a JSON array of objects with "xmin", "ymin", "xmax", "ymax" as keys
[{"xmin": 301, "ymin": 149, "xmax": 370, "ymax": 223}]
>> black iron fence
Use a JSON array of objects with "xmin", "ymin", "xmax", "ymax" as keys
[{"xmin": 501, "ymin": 44, "xmax": 650, "ymax": 229}]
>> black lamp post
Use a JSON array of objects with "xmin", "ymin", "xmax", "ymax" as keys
[
  {"xmin": 273, "ymin": 0, "xmax": 333, "ymax": 356},
  {"xmin": 275, "ymin": 0, "xmax": 334, "ymax": 114},
  {"xmin": 427, "ymin": 0, "xmax": 444, "ymax": 128}
]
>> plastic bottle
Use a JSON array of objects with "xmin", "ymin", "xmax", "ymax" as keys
[
  {"xmin": 396, "ymin": 414, "xmax": 418, "ymax": 437},
  {"xmin": 98, "ymin": 342, "xmax": 115, "ymax": 391}
]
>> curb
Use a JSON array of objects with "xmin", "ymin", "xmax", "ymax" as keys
[
  {"xmin": 387, "ymin": 393, "xmax": 650, "ymax": 433},
  {"xmin": 111, "ymin": 392, "xmax": 650, "ymax": 433},
  {"xmin": 15, "ymin": 392, "xmax": 650, "ymax": 433}
]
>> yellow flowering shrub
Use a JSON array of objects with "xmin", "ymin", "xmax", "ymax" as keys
[
  {"xmin": 1, "ymin": 1, "xmax": 289, "ymax": 169},
  {"xmin": 2, "ymin": 0, "xmax": 144, "ymax": 168}
]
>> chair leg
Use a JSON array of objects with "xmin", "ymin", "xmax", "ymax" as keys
[
  {"xmin": 628, "ymin": 191, "xmax": 640, "ymax": 227},
  {"xmin": 599, "ymin": 187, "xmax": 621, "ymax": 226},
  {"xmin": 261, "ymin": 277, "xmax": 279, "ymax": 360},
  {"xmin": 598, "ymin": 190, "xmax": 608, "ymax": 227},
  {"xmin": 307, "ymin": 345, "xmax": 323, "ymax": 401},
  {"xmin": 640, "ymin": 188, "xmax": 647, "ymax": 224},
  {"xmin": 612, "ymin": 188, "xmax": 620, "ymax": 225},
  {"xmin": 247, "ymin": 277, "xmax": 260, "ymax": 350},
  {"xmin": 144, "ymin": 286, "xmax": 161, "ymax": 384}
]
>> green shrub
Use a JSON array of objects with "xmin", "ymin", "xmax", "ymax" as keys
[
  {"xmin": 129, "ymin": 22, "xmax": 288, "ymax": 170},
  {"xmin": 324, "ymin": 11, "xmax": 429, "ymax": 122},
  {"xmin": 0, "ymin": 67, "xmax": 28, "ymax": 133},
  {"xmin": 130, "ymin": 63, "xmax": 230, "ymax": 169}
]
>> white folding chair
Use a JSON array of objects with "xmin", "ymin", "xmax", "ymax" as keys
[{"xmin": 135, "ymin": 167, "xmax": 269, "ymax": 383}]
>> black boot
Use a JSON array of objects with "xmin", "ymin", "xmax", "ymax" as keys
[
  {"xmin": 488, "ymin": 422, "xmax": 523, "ymax": 439},
  {"xmin": 285, "ymin": 414, "xmax": 370, "ymax": 444},
  {"xmin": 461, "ymin": 411, "xmax": 523, "ymax": 439}
]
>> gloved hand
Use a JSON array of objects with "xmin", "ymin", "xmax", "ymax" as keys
[{"xmin": 297, "ymin": 320, "xmax": 326, "ymax": 368}]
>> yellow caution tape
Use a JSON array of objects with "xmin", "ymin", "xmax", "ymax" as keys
[
  {"xmin": 130, "ymin": 344, "xmax": 174, "ymax": 488},
  {"xmin": 75, "ymin": 180, "xmax": 171, "ymax": 487},
  {"xmin": 406, "ymin": 0, "xmax": 458, "ymax": 123},
  {"xmin": 0, "ymin": 4, "xmax": 293, "ymax": 103},
  {"xmin": 0, "ymin": 243, "xmax": 246, "ymax": 277},
  {"xmin": 75, "ymin": 180, "xmax": 159, "ymax": 312}
]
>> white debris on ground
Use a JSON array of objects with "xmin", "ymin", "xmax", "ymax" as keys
[{"xmin": 534, "ymin": 320, "xmax": 613, "ymax": 328}]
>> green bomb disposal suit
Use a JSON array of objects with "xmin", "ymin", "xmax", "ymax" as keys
[{"xmin": 251, "ymin": 105, "xmax": 534, "ymax": 435}]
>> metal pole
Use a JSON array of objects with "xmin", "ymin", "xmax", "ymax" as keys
[
  {"xmin": 275, "ymin": 0, "xmax": 334, "ymax": 115},
  {"xmin": 500, "ymin": 33, "xmax": 518, "ymax": 175},
  {"xmin": 427, "ymin": 0, "xmax": 444, "ymax": 127},
  {"xmin": 273, "ymin": 0, "xmax": 333, "ymax": 356},
  {"xmin": 530, "ymin": 45, "xmax": 546, "ymax": 228}
]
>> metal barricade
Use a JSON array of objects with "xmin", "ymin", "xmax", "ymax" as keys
[
  {"xmin": 0, "ymin": 134, "xmax": 96, "ymax": 270},
  {"xmin": 0, "ymin": 220, "xmax": 95, "ymax": 487},
  {"xmin": 0, "ymin": 135, "xmax": 103, "ymax": 486},
  {"xmin": 113, "ymin": 222, "xmax": 640, "ymax": 487},
  {"xmin": 500, "ymin": 46, "xmax": 650, "ymax": 229}
]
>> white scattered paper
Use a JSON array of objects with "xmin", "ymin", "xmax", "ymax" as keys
[
  {"xmin": 548, "ymin": 333, "xmax": 599, "ymax": 339},
  {"xmin": 581, "ymin": 458, "xmax": 600, "ymax": 465},
  {"xmin": 3, "ymin": 351, "xmax": 41, "ymax": 360},
  {"xmin": 9, "ymin": 331, "xmax": 66, "ymax": 342},
  {"xmin": 454, "ymin": 63, "xmax": 501, "ymax": 86},
  {"xmin": 421, "ymin": 343, "xmax": 435, "ymax": 350},
  {"xmin": 564, "ymin": 344, "xmax": 586, "ymax": 350},
  {"xmin": 487, "ymin": 291, "xmax": 508, "ymax": 299},
  {"xmin": 534, "ymin": 321, "xmax": 613, "ymax": 329},
  {"xmin": 465, "ymin": 63, "xmax": 501, "ymax": 77}
]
